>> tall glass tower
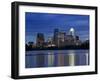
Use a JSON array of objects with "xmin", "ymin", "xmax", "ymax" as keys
[
  {"xmin": 69, "ymin": 27, "xmax": 75, "ymax": 36},
  {"xmin": 53, "ymin": 28, "xmax": 59, "ymax": 45}
]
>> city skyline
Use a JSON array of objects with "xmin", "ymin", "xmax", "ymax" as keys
[{"xmin": 25, "ymin": 12, "xmax": 89, "ymax": 44}]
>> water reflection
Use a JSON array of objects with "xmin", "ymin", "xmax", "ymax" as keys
[{"xmin": 25, "ymin": 50, "xmax": 89, "ymax": 68}]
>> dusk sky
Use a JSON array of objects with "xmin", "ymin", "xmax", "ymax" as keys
[{"xmin": 25, "ymin": 12, "xmax": 89, "ymax": 44}]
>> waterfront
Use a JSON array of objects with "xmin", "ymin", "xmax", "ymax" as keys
[{"xmin": 25, "ymin": 50, "xmax": 89, "ymax": 68}]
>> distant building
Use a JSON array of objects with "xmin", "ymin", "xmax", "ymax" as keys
[
  {"xmin": 69, "ymin": 27, "xmax": 75, "ymax": 37},
  {"xmin": 36, "ymin": 33, "xmax": 45, "ymax": 47},
  {"xmin": 47, "ymin": 37, "xmax": 56, "ymax": 47},
  {"xmin": 65, "ymin": 35, "xmax": 75, "ymax": 46},
  {"xmin": 53, "ymin": 29, "xmax": 66, "ymax": 47},
  {"xmin": 57, "ymin": 31, "xmax": 66, "ymax": 47},
  {"xmin": 75, "ymin": 36, "xmax": 81, "ymax": 46},
  {"xmin": 65, "ymin": 28, "xmax": 80, "ymax": 46},
  {"xmin": 53, "ymin": 29, "xmax": 59, "ymax": 46},
  {"xmin": 76, "ymin": 36, "xmax": 79, "ymax": 40}
]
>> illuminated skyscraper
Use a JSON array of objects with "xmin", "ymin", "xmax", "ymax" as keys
[
  {"xmin": 69, "ymin": 27, "xmax": 75, "ymax": 36},
  {"xmin": 65, "ymin": 28, "xmax": 76, "ymax": 46},
  {"xmin": 57, "ymin": 32, "xmax": 66, "ymax": 47},
  {"xmin": 47, "ymin": 37, "xmax": 55, "ymax": 47},
  {"xmin": 53, "ymin": 29, "xmax": 66, "ymax": 47}
]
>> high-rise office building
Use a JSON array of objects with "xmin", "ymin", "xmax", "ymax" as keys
[
  {"xmin": 74, "ymin": 36, "xmax": 82, "ymax": 46},
  {"xmin": 53, "ymin": 29, "xmax": 59, "ymax": 46},
  {"xmin": 76, "ymin": 36, "xmax": 79, "ymax": 40},
  {"xmin": 53, "ymin": 29, "xmax": 66, "ymax": 47},
  {"xmin": 47, "ymin": 37, "xmax": 55, "ymax": 47},
  {"xmin": 65, "ymin": 35, "xmax": 75, "ymax": 46},
  {"xmin": 57, "ymin": 32, "xmax": 66, "ymax": 47},
  {"xmin": 36, "ymin": 33, "xmax": 45, "ymax": 47},
  {"xmin": 69, "ymin": 27, "xmax": 75, "ymax": 37},
  {"xmin": 65, "ymin": 28, "xmax": 76, "ymax": 46}
]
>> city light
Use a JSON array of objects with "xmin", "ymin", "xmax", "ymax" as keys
[{"xmin": 26, "ymin": 28, "xmax": 89, "ymax": 50}]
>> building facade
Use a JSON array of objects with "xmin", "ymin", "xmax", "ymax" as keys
[{"xmin": 36, "ymin": 33, "xmax": 45, "ymax": 47}]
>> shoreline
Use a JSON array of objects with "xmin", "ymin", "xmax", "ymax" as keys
[{"xmin": 26, "ymin": 47, "xmax": 89, "ymax": 51}]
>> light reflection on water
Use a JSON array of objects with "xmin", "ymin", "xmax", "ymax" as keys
[{"xmin": 25, "ymin": 50, "xmax": 89, "ymax": 68}]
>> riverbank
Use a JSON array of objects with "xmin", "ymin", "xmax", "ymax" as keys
[{"xmin": 26, "ymin": 46, "xmax": 89, "ymax": 51}]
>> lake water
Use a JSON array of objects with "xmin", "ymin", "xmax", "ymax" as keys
[{"xmin": 25, "ymin": 50, "xmax": 89, "ymax": 68}]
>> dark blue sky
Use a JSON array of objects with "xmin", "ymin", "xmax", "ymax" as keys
[{"xmin": 25, "ymin": 12, "xmax": 89, "ymax": 43}]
